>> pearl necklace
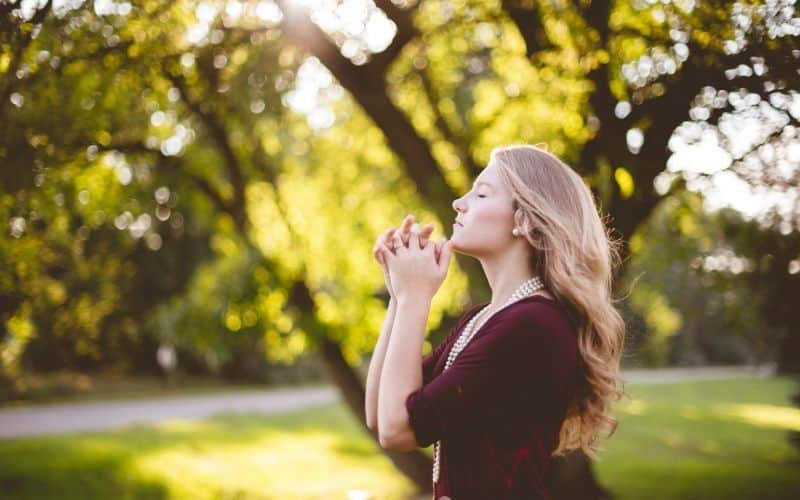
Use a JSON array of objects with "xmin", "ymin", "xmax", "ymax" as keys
[{"xmin": 432, "ymin": 275, "xmax": 546, "ymax": 486}]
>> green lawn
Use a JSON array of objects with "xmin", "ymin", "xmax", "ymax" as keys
[
  {"xmin": 594, "ymin": 376, "xmax": 800, "ymax": 500},
  {"xmin": 0, "ymin": 377, "xmax": 798, "ymax": 500}
]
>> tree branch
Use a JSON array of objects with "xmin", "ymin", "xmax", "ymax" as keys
[
  {"xmin": 163, "ymin": 65, "xmax": 247, "ymax": 230},
  {"xmin": 417, "ymin": 51, "xmax": 482, "ymax": 179},
  {"xmin": 103, "ymin": 140, "xmax": 236, "ymax": 218},
  {"xmin": 276, "ymin": 1, "xmax": 459, "ymax": 222},
  {"xmin": 367, "ymin": 0, "xmax": 419, "ymax": 75},
  {"xmin": 500, "ymin": 0, "xmax": 551, "ymax": 58},
  {"xmin": 0, "ymin": 0, "xmax": 52, "ymax": 122}
]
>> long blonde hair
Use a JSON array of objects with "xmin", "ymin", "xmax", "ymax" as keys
[{"xmin": 492, "ymin": 144, "xmax": 626, "ymax": 460}]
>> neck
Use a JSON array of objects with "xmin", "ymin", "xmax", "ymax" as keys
[
  {"xmin": 478, "ymin": 236, "xmax": 541, "ymax": 311},
  {"xmin": 482, "ymin": 268, "xmax": 535, "ymax": 311}
]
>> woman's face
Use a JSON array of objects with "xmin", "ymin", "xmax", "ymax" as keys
[{"xmin": 450, "ymin": 161, "xmax": 516, "ymax": 257}]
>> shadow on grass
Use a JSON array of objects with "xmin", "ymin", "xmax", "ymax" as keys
[
  {"xmin": 3, "ymin": 378, "xmax": 799, "ymax": 500},
  {"xmin": 0, "ymin": 401, "xmax": 414, "ymax": 499},
  {"xmin": 598, "ymin": 377, "xmax": 800, "ymax": 500},
  {"xmin": 0, "ymin": 449, "xmax": 169, "ymax": 500}
]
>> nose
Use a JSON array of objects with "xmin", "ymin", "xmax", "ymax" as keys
[{"xmin": 452, "ymin": 196, "xmax": 465, "ymax": 213}]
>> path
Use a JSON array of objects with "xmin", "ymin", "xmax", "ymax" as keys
[
  {"xmin": 0, "ymin": 385, "xmax": 337, "ymax": 439},
  {"xmin": 0, "ymin": 364, "xmax": 778, "ymax": 439}
]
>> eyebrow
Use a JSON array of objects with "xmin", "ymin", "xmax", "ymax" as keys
[{"xmin": 472, "ymin": 181, "xmax": 493, "ymax": 189}]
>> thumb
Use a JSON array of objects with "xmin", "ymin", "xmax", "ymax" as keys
[{"xmin": 437, "ymin": 239, "xmax": 453, "ymax": 270}]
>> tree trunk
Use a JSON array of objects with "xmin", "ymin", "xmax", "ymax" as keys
[
  {"xmin": 777, "ymin": 330, "xmax": 800, "ymax": 375},
  {"xmin": 318, "ymin": 337, "xmax": 434, "ymax": 495}
]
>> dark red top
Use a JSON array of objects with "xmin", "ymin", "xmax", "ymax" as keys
[{"xmin": 405, "ymin": 295, "xmax": 579, "ymax": 499}]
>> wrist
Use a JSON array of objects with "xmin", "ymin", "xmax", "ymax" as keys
[{"xmin": 395, "ymin": 293, "xmax": 433, "ymax": 309}]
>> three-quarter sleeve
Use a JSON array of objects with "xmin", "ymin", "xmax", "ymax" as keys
[{"xmin": 406, "ymin": 306, "xmax": 553, "ymax": 448}]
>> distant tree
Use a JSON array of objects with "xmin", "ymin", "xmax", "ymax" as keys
[
  {"xmin": 2, "ymin": 1, "xmax": 798, "ymax": 497},
  {"xmin": 715, "ymin": 208, "xmax": 800, "ymax": 374}
]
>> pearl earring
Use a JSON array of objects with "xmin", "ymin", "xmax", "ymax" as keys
[{"xmin": 512, "ymin": 228, "xmax": 520, "ymax": 236}]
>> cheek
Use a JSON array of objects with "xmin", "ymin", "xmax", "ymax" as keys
[
  {"xmin": 474, "ymin": 202, "xmax": 512, "ymax": 228},
  {"xmin": 454, "ymin": 203, "xmax": 512, "ymax": 244}
]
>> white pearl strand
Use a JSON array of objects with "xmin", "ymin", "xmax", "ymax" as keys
[{"xmin": 432, "ymin": 275, "xmax": 545, "ymax": 487}]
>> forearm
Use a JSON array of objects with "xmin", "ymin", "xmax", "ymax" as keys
[
  {"xmin": 365, "ymin": 296, "xmax": 397, "ymax": 430},
  {"xmin": 377, "ymin": 295, "xmax": 431, "ymax": 439}
]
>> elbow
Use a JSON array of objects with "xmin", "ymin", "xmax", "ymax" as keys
[
  {"xmin": 378, "ymin": 435, "xmax": 397, "ymax": 451},
  {"xmin": 377, "ymin": 427, "xmax": 395, "ymax": 450},
  {"xmin": 377, "ymin": 422, "xmax": 417, "ymax": 452},
  {"xmin": 379, "ymin": 432, "xmax": 414, "ymax": 452},
  {"xmin": 378, "ymin": 433, "xmax": 411, "ymax": 451}
]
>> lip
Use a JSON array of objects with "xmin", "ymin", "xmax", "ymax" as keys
[{"xmin": 453, "ymin": 222, "xmax": 463, "ymax": 227}]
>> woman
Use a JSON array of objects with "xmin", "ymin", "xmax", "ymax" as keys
[{"xmin": 365, "ymin": 145, "xmax": 626, "ymax": 499}]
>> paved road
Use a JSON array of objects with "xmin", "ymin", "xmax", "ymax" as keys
[
  {"xmin": 0, "ymin": 365, "xmax": 778, "ymax": 439},
  {"xmin": 620, "ymin": 363, "xmax": 777, "ymax": 384},
  {"xmin": 0, "ymin": 385, "xmax": 338, "ymax": 439}
]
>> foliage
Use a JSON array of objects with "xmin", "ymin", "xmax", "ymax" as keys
[{"xmin": 622, "ymin": 189, "xmax": 786, "ymax": 366}]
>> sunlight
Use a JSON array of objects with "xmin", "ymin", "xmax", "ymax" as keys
[
  {"xmin": 131, "ymin": 424, "xmax": 412, "ymax": 499},
  {"xmin": 666, "ymin": 90, "xmax": 800, "ymax": 225},
  {"xmin": 283, "ymin": 57, "xmax": 343, "ymax": 130},
  {"xmin": 617, "ymin": 398, "xmax": 648, "ymax": 415},
  {"xmin": 717, "ymin": 403, "xmax": 800, "ymax": 431},
  {"xmin": 283, "ymin": 0, "xmax": 397, "ymax": 64}
]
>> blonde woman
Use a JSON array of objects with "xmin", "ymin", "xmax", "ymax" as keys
[{"xmin": 365, "ymin": 145, "xmax": 626, "ymax": 499}]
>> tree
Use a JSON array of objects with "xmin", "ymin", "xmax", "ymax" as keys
[
  {"xmin": 3, "ymin": 1, "xmax": 798, "ymax": 497},
  {"xmin": 272, "ymin": 0, "xmax": 799, "ymax": 495}
]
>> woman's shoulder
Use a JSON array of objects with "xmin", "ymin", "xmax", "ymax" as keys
[
  {"xmin": 497, "ymin": 295, "xmax": 577, "ymax": 342},
  {"xmin": 505, "ymin": 294, "xmax": 566, "ymax": 317}
]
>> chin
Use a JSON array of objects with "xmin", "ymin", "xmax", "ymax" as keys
[{"xmin": 449, "ymin": 237, "xmax": 471, "ymax": 256}]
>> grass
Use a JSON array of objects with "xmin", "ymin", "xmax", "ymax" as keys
[
  {"xmin": 0, "ymin": 376, "xmax": 797, "ymax": 499},
  {"xmin": 594, "ymin": 376, "xmax": 800, "ymax": 500}
]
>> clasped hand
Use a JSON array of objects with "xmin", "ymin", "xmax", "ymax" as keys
[{"xmin": 371, "ymin": 215, "xmax": 454, "ymax": 302}]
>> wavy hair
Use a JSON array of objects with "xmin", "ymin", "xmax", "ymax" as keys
[{"xmin": 492, "ymin": 144, "xmax": 627, "ymax": 460}]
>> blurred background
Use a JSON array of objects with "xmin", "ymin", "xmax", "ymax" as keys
[{"xmin": 1, "ymin": 0, "xmax": 799, "ymax": 499}]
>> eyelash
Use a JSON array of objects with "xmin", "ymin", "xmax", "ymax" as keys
[{"xmin": 463, "ymin": 190, "xmax": 486, "ymax": 198}]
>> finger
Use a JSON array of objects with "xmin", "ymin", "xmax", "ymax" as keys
[
  {"xmin": 378, "ymin": 240, "xmax": 395, "ymax": 261},
  {"xmin": 422, "ymin": 237, "xmax": 435, "ymax": 255},
  {"xmin": 392, "ymin": 233, "xmax": 405, "ymax": 251},
  {"xmin": 401, "ymin": 216, "xmax": 415, "ymax": 244},
  {"xmin": 372, "ymin": 239, "xmax": 382, "ymax": 259},
  {"xmin": 374, "ymin": 245, "xmax": 386, "ymax": 266},
  {"xmin": 400, "ymin": 215, "xmax": 415, "ymax": 233},
  {"xmin": 438, "ymin": 238, "xmax": 454, "ymax": 271},
  {"xmin": 409, "ymin": 226, "xmax": 420, "ymax": 249},
  {"xmin": 420, "ymin": 223, "xmax": 434, "ymax": 247},
  {"xmin": 377, "ymin": 230, "xmax": 393, "ymax": 256},
  {"xmin": 381, "ymin": 227, "xmax": 397, "ymax": 246}
]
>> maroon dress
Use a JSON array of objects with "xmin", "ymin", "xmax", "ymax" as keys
[{"xmin": 405, "ymin": 295, "xmax": 579, "ymax": 499}]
